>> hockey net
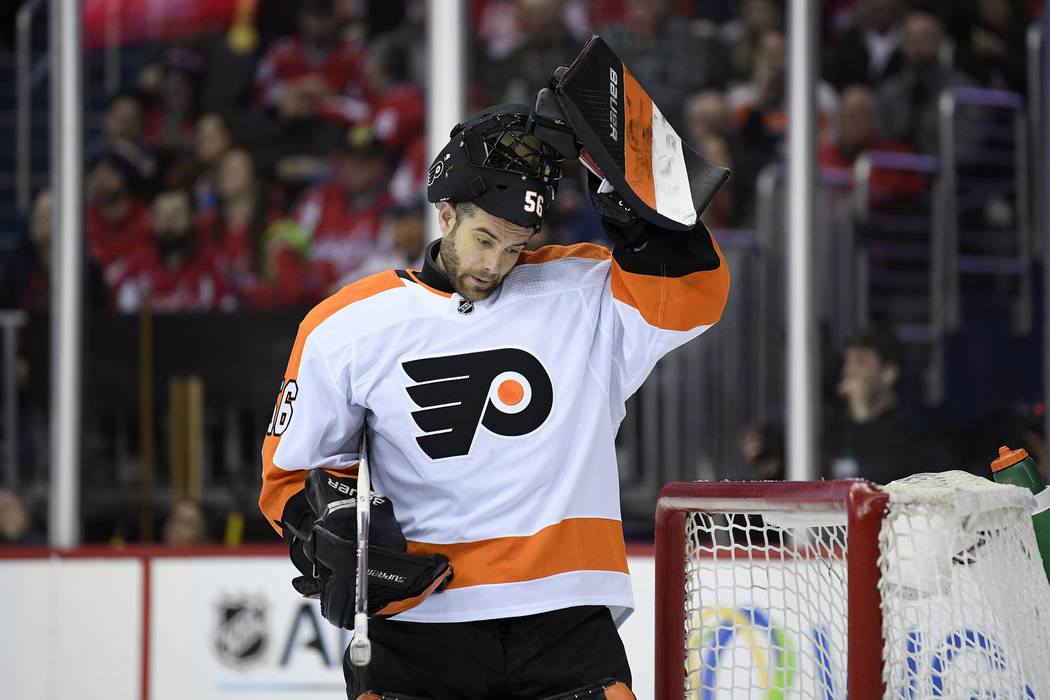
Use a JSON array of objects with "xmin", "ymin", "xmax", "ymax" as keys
[{"xmin": 654, "ymin": 471, "xmax": 1050, "ymax": 699}]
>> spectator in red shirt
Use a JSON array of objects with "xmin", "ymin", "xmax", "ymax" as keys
[
  {"xmin": 204, "ymin": 148, "xmax": 310, "ymax": 308},
  {"xmin": 292, "ymin": 126, "xmax": 393, "ymax": 298},
  {"xmin": 252, "ymin": 0, "xmax": 363, "ymax": 205},
  {"xmin": 112, "ymin": 188, "xmax": 233, "ymax": 313},
  {"xmin": 320, "ymin": 38, "xmax": 424, "ymax": 156},
  {"xmin": 819, "ymin": 84, "xmax": 926, "ymax": 203},
  {"xmin": 341, "ymin": 200, "xmax": 428, "ymax": 284},
  {"xmin": 85, "ymin": 147, "xmax": 153, "ymax": 286},
  {"xmin": 253, "ymin": 0, "xmax": 367, "ymax": 119}
]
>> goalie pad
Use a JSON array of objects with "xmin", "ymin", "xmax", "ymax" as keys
[{"xmin": 283, "ymin": 469, "xmax": 453, "ymax": 628}]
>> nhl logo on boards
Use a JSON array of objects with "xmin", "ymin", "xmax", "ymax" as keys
[
  {"xmin": 214, "ymin": 594, "xmax": 268, "ymax": 667},
  {"xmin": 457, "ymin": 298, "xmax": 474, "ymax": 315}
]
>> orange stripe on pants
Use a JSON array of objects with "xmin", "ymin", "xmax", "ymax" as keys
[
  {"xmin": 622, "ymin": 66, "xmax": 656, "ymax": 209},
  {"xmin": 406, "ymin": 517, "xmax": 629, "ymax": 589}
]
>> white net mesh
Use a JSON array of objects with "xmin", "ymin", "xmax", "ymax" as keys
[
  {"xmin": 677, "ymin": 472, "xmax": 1050, "ymax": 699},
  {"xmin": 880, "ymin": 470, "xmax": 1050, "ymax": 699},
  {"xmin": 684, "ymin": 507, "xmax": 852, "ymax": 698}
]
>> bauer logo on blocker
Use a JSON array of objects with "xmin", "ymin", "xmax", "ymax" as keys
[{"xmin": 401, "ymin": 348, "xmax": 553, "ymax": 460}]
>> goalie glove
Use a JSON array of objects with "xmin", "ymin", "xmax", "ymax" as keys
[{"xmin": 282, "ymin": 470, "xmax": 453, "ymax": 628}]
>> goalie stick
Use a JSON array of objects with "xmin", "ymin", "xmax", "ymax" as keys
[{"xmin": 348, "ymin": 431, "xmax": 372, "ymax": 666}]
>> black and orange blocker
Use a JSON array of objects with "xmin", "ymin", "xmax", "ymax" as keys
[{"xmin": 547, "ymin": 35, "xmax": 731, "ymax": 231}]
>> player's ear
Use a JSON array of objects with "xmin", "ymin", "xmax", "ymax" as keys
[{"xmin": 437, "ymin": 202, "xmax": 457, "ymax": 236}]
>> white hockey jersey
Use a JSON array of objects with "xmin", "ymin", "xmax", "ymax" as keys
[{"xmin": 261, "ymin": 237, "xmax": 729, "ymax": 625}]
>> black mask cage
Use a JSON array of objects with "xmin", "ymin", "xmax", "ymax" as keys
[
  {"xmin": 427, "ymin": 104, "xmax": 564, "ymax": 231},
  {"xmin": 457, "ymin": 110, "xmax": 563, "ymax": 188}
]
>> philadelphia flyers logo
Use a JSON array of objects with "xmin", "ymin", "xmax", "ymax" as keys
[{"xmin": 401, "ymin": 348, "xmax": 554, "ymax": 459}]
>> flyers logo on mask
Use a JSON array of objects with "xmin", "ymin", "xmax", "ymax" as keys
[{"xmin": 401, "ymin": 348, "xmax": 554, "ymax": 459}]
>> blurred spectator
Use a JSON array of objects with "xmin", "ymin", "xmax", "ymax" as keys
[
  {"xmin": 739, "ymin": 421, "xmax": 784, "ymax": 480},
  {"xmin": 112, "ymin": 188, "xmax": 233, "ymax": 312},
  {"xmin": 696, "ymin": 133, "xmax": 742, "ymax": 229},
  {"xmin": 321, "ymin": 38, "xmax": 424, "ymax": 155},
  {"xmin": 204, "ymin": 148, "xmax": 309, "ymax": 308},
  {"xmin": 377, "ymin": 0, "xmax": 428, "ymax": 86},
  {"xmin": 472, "ymin": 0, "xmax": 590, "ymax": 64},
  {"xmin": 343, "ymin": 201, "xmax": 427, "ymax": 283},
  {"xmin": 0, "ymin": 490, "xmax": 44, "ymax": 546},
  {"xmin": 1, "ymin": 190, "xmax": 107, "ymax": 311},
  {"xmin": 162, "ymin": 499, "xmax": 210, "ymax": 545},
  {"xmin": 253, "ymin": 0, "xmax": 368, "ymax": 119},
  {"xmin": 728, "ymin": 30, "xmax": 837, "ymax": 186},
  {"xmin": 601, "ymin": 0, "xmax": 728, "ymax": 128},
  {"xmin": 291, "ymin": 126, "xmax": 394, "ymax": 297},
  {"xmin": 85, "ymin": 148, "xmax": 153, "ymax": 286},
  {"xmin": 723, "ymin": 0, "xmax": 783, "ymax": 83},
  {"xmin": 876, "ymin": 11, "xmax": 976, "ymax": 154},
  {"xmin": 89, "ymin": 90, "xmax": 158, "ymax": 187},
  {"xmin": 818, "ymin": 85, "xmax": 926, "ymax": 203},
  {"xmin": 144, "ymin": 47, "xmax": 206, "ymax": 154},
  {"xmin": 824, "ymin": 326, "xmax": 939, "ymax": 483},
  {"xmin": 683, "ymin": 90, "xmax": 731, "ymax": 146},
  {"xmin": 823, "ymin": 0, "xmax": 907, "ymax": 90},
  {"xmin": 183, "ymin": 112, "xmax": 238, "ymax": 212},
  {"xmin": 477, "ymin": 0, "xmax": 586, "ymax": 105},
  {"xmin": 952, "ymin": 0, "xmax": 1029, "ymax": 93}
]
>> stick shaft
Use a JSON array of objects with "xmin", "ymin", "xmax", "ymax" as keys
[{"xmin": 349, "ymin": 432, "xmax": 371, "ymax": 665}]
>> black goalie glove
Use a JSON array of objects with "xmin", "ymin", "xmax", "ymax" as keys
[
  {"xmin": 282, "ymin": 470, "xmax": 453, "ymax": 628},
  {"xmin": 587, "ymin": 171, "xmax": 657, "ymax": 252}
]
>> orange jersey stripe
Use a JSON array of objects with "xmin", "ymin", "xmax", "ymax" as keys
[
  {"xmin": 516, "ymin": 242, "xmax": 610, "ymax": 266},
  {"xmin": 259, "ymin": 271, "xmax": 404, "ymax": 533},
  {"xmin": 610, "ymin": 228, "xmax": 730, "ymax": 332},
  {"xmin": 405, "ymin": 517, "xmax": 629, "ymax": 590},
  {"xmin": 622, "ymin": 66, "xmax": 656, "ymax": 209}
]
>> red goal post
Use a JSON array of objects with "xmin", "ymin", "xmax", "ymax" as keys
[
  {"xmin": 654, "ymin": 480, "xmax": 888, "ymax": 700},
  {"xmin": 654, "ymin": 472, "xmax": 1050, "ymax": 700}
]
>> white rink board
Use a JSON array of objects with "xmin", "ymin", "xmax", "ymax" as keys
[
  {"xmin": 0, "ymin": 558, "xmax": 142, "ymax": 700},
  {"xmin": 0, "ymin": 551, "xmax": 656, "ymax": 700},
  {"xmin": 150, "ymin": 555, "xmax": 656, "ymax": 700},
  {"xmin": 150, "ymin": 557, "xmax": 350, "ymax": 699}
]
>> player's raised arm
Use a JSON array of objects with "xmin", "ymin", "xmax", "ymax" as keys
[{"xmin": 591, "ymin": 174, "xmax": 730, "ymax": 334}]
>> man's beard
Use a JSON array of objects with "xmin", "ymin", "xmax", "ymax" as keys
[{"xmin": 439, "ymin": 227, "xmax": 501, "ymax": 301}]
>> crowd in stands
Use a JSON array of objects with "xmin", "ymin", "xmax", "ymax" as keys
[
  {"xmin": 1, "ymin": 0, "xmax": 1041, "ymax": 315},
  {"xmin": 0, "ymin": 0, "xmax": 1046, "ymax": 544}
]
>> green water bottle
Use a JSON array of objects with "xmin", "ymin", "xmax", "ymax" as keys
[{"xmin": 991, "ymin": 445, "xmax": 1050, "ymax": 585}]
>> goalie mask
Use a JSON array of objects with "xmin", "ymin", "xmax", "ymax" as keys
[{"xmin": 426, "ymin": 104, "xmax": 563, "ymax": 232}]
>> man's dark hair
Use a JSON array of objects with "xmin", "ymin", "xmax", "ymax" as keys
[{"xmin": 844, "ymin": 325, "xmax": 904, "ymax": 368}]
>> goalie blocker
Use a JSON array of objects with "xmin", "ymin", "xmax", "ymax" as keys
[{"xmin": 282, "ymin": 470, "xmax": 453, "ymax": 627}]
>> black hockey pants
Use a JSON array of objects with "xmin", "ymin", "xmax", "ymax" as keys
[{"xmin": 343, "ymin": 605, "xmax": 632, "ymax": 699}]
